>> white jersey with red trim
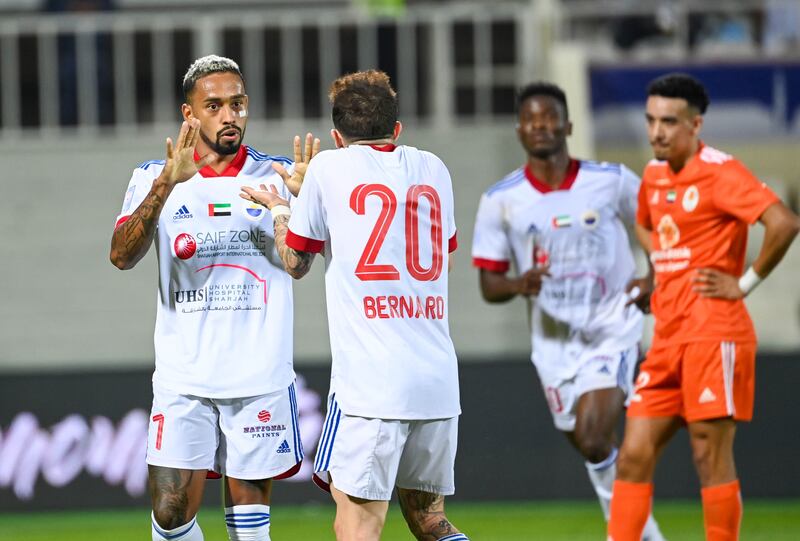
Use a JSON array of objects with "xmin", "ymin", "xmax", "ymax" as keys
[
  {"xmin": 115, "ymin": 145, "xmax": 296, "ymax": 398},
  {"xmin": 472, "ymin": 160, "xmax": 644, "ymax": 379},
  {"xmin": 287, "ymin": 144, "xmax": 460, "ymax": 420}
]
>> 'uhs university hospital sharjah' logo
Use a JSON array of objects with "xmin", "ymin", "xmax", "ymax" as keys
[{"xmin": 174, "ymin": 233, "xmax": 197, "ymax": 260}]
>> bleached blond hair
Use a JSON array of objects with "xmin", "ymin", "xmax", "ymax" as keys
[{"xmin": 182, "ymin": 55, "xmax": 244, "ymax": 100}]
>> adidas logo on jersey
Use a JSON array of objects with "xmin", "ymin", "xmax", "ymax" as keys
[
  {"xmin": 173, "ymin": 205, "xmax": 193, "ymax": 220},
  {"xmin": 276, "ymin": 440, "xmax": 291, "ymax": 454},
  {"xmin": 598, "ymin": 364, "xmax": 611, "ymax": 375},
  {"xmin": 699, "ymin": 387, "xmax": 717, "ymax": 404}
]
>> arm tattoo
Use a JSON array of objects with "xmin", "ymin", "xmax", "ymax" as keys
[
  {"xmin": 398, "ymin": 489, "xmax": 460, "ymax": 541},
  {"xmin": 110, "ymin": 184, "xmax": 169, "ymax": 269},
  {"xmin": 273, "ymin": 214, "xmax": 314, "ymax": 278}
]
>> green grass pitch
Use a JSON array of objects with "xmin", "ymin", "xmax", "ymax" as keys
[{"xmin": 2, "ymin": 500, "xmax": 799, "ymax": 540}]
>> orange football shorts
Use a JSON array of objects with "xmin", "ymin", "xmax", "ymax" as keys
[{"xmin": 627, "ymin": 340, "xmax": 756, "ymax": 422}]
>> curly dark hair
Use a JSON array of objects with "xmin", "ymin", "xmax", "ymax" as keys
[
  {"xmin": 329, "ymin": 70, "xmax": 398, "ymax": 141},
  {"xmin": 516, "ymin": 81, "xmax": 569, "ymax": 118},
  {"xmin": 647, "ymin": 73, "xmax": 709, "ymax": 114}
]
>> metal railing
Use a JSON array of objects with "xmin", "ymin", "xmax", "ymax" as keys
[
  {"xmin": 0, "ymin": 1, "xmax": 546, "ymax": 137},
  {"xmin": 1, "ymin": 0, "xmax": 794, "ymax": 137}
]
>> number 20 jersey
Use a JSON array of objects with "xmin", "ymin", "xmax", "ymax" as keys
[
  {"xmin": 286, "ymin": 145, "xmax": 459, "ymax": 420},
  {"xmin": 114, "ymin": 146, "xmax": 296, "ymax": 399},
  {"xmin": 472, "ymin": 160, "xmax": 644, "ymax": 380}
]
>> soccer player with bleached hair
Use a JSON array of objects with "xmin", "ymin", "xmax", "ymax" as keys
[
  {"xmin": 472, "ymin": 81, "xmax": 665, "ymax": 540},
  {"xmin": 242, "ymin": 70, "xmax": 469, "ymax": 541},
  {"xmin": 608, "ymin": 73, "xmax": 800, "ymax": 541},
  {"xmin": 111, "ymin": 54, "xmax": 315, "ymax": 541}
]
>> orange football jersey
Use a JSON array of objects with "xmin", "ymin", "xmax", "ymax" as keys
[{"xmin": 637, "ymin": 143, "xmax": 779, "ymax": 343}]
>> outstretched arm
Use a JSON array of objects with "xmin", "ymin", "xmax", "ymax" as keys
[
  {"xmin": 273, "ymin": 213, "xmax": 315, "ymax": 279},
  {"xmin": 240, "ymin": 184, "xmax": 315, "ymax": 279},
  {"xmin": 110, "ymin": 119, "xmax": 214, "ymax": 270}
]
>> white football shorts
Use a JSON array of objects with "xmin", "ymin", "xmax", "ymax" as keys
[
  {"xmin": 312, "ymin": 393, "xmax": 458, "ymax": 501},
  {"xmin": 536, "ymin": 344, "xmax": 638, "ymax": 431},
  {"xmin": 146, "ymin": 380, "xmax": 303, "ymax": 480}
]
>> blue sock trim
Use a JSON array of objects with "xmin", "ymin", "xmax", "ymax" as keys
[
  {"xmin": 437, "ymin": 534, "xmax": 469, "ymax": 541},
  {"xmin": 225, "ymin": 512, "xmax": 271, "ymax": 528},
  {"xmin": 586, "ymin": 446, "xmax": 618, "ymax": 472},
  {"xmin": 152, "ymin": 516, "xmax": 197, "ymax": 540}
]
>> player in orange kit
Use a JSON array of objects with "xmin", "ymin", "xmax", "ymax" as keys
[{"xmin": 607, "ymin": 73, "xmax": 800, "ymax": 541}]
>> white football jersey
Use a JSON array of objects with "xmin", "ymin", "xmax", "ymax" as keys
[
  {"xmin": 115, "ymin": 145, "xmax": 296, "ymax": 398},
  {"xmin": 287, "ymin": 144, "xmax": 460, "ymax": 420},
  {"xmin": 472, "ymin": 160, "xmax": 643, "ymax": 379}
]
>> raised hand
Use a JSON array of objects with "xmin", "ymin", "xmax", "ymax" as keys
[
  {"xmin": 240, "ymin": 183, "xmax": 290, "ymax": 211},
  {"xmin": 161, "ymin": 119, "xmax": 216, "ymax": 186},
  {"xmin": 692, "ymin": 268, "xmax": 744, "ymax": 299},
  {"xmin": 272, "ymin": 132, "xmax": 321, "ymax": 197}
]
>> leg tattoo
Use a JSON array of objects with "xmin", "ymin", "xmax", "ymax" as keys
[{"xmin": 397, "ymin": 489, "xmax": 460, "ymax": 541}]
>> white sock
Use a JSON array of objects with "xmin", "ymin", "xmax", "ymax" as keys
[
  {"xmin": 225, "ymin": 504, "xmax": 271, "ymax": 541},
  {"xmin": 151, "ymin": 512, "xmax": 204, "ymax": 541},
  {"xmin": 641, "ymin": 513, "xmax": 666, "ymax": 541},
  {"xmin": 585, "ymin": 446, "xmax": 618, "ymax": 520},
  {"xmin": 585, "ymin": 449, "xmax": 666, "ymax": 540},
  {"xmin": 436, "ymin": 535, "xmax": 470, "ymax": 541}
]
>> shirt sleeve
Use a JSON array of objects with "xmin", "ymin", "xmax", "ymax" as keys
[
  {"xmin": 471, "ymin": 191, "xmax": 511, "ymax": 273},
  {"xmin": 286, "ymin": 163, "xmax": 327, "ymax": 253},
  {"xmin": 713, "ymin": 159, "xmax": 781, "ymax": 224},
  {"xmin": 439, "ymin": 160, "xmax": 458, "ymax": 253},
  {"xmin": 114, "ymin": 167, "xmax": 156, "ymax": 230},
  {"xmin": 618, "ymin": 164, "xmax": 641, "ymax": 226},
  {"xmin": 636, "ymin": 175, "xmax": 652, "ymax": 230}
]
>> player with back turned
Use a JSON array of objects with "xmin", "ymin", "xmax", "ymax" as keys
[
  {"xmin": 608, "ymin": 73, "xmax": 800, "ymax": 541},
  {"xmin": 243, "ymin": 70, "xmax": 469, "ymax": 541},
  {"xmin": 472, "ymin": 81, "xmax": 665, "ymax": 540}
]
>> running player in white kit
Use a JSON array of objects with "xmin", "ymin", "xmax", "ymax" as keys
[
  {"xmin": 243, "ymin": 70, "xmax": 469, "ymax": 541},
  {"xmin": 471, "ymin": 82, "xmax": 665, "ymax": 540},
  {"xmin": 110, "ymin": 55, "xmax": 306, "ymax": 541}
]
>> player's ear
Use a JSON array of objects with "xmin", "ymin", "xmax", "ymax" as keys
[
  {"xmin": 331, "ymin": 129, "xmax": 346, "ymax": 149},
  {"xmin": 393, "ymin": 121, "xmax": 403, "ymax": 141},
  {"xmin": 181, "ymin": 103, "xmax": 194, "ymax": 122},
  {"xmin": 565, "ymin": 120, "xmax": 573, "ymax": 137},
  {"xmin": 691, "ymin": 114, "xmax": 704, "ymax": 136}
]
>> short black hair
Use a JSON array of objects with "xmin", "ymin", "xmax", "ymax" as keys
[
  {"xmin": 647, "ymin": 73, "xmax": 709, "ymax": 114},
  {"xmin": 329, "ymin": 70, "xmax": 398, "ymax": 141},
  {"xmin": 516, "ymin": 82, "xmax": 569, "ymax": 118}
]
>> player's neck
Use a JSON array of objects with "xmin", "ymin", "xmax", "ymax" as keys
[
  {"xmin": 348, "ymin": 137, "xmax": 395, "ymax": 147},
  {"xmin": 667, "ymin": 140, "xmax": 700, "ymax": 174},
  {"xmin": 527, "ymin": 153, "xmax": 572, "ymax": 188},
  {"xmin": 198, "ymin": 143, "xmax": 240, "ymax": 174}
]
